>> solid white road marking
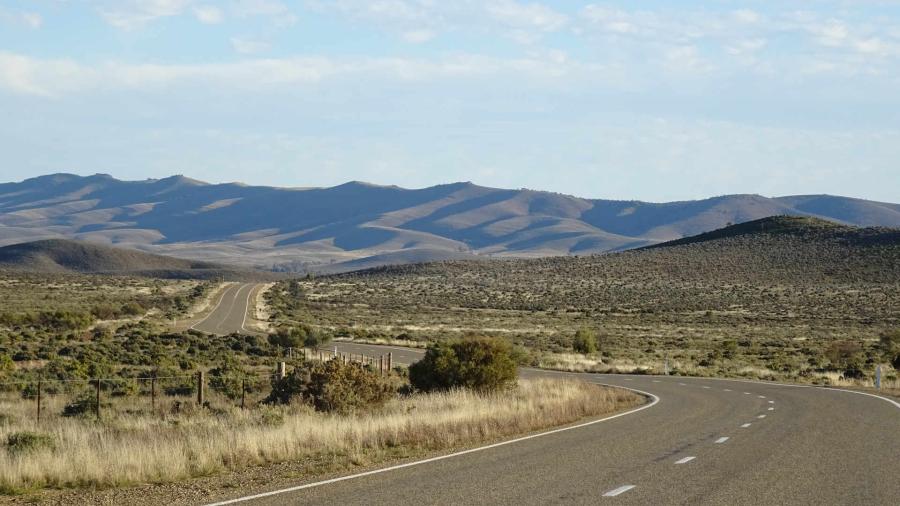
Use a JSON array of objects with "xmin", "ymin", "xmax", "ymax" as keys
[
  {"xmin": 675, "ymin": 456, "xmax": 696, "ymax": 464},
  {"xmin": 741, "ymin": 423, "xmax": 752, "ymax": 428},
  {"xmin": 758, "ymin": 415, "xmax": 766, "ymax": 419},
  {"xmin": 603, "ymin": 485, "xmax": 636, "ymax": 497},
  {"xmin": 239, "ymin": 284, "xmax": 255, "ymax": 334},
  {"xmin": 205, "ymin": 386, "xmax": 660, "ymax": 506},
  {"xmin": 189, "ymin": 283, "xmax": 236, "ymax": 331},
  {"xmin": 715, "ymin": 437, "xmax": 730, "ymax": 444}
]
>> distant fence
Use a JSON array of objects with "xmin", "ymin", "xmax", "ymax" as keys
[{"xmin": 0, "ymin": 349, "xmax": 394, "ymax": 423}]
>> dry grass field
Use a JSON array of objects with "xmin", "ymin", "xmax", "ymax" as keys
[
  {"xmin": 267, "ymin": 218, "xmax": 900, "ymax": 387},
  {"xmin": 0, "ymin": 379, "xmax": 639, "ymax": 494}
]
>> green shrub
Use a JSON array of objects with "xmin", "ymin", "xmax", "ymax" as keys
[
  {"xmin": 62, "ymin": 392, "xmax": 99, "ymax": 417},
  {"xmin": 269, "ymin": 324, "xmax": 332, "ymax": 349},
  {"xmin": 266, "ymin": 360, "xmax": 394, "ymax": 414},
  {"xmin": 208, "ymin": 360, "xmax": 250, "ymax": 400},
  {"xmin": 409, "ymin": 336, "xmax": 518, "ymax": 393},
  {"xmin": 5, "ymin": 431, "xmax": 55, "ymax": 455},
  {"xmin": 572, "ymin": 327, "xmax": 598, "ymax": 354}
]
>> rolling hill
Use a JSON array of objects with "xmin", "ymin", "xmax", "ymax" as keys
[
  {"xmin": 1, "ymin": 173, "xmax": 899, "ymax": 272},
  {"xmin": 0, "ymin": 239, "xmax": 274, "ymax": 280}
]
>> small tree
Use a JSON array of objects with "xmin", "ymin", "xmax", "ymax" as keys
[
  {"xmin": 572, "ymin": 327, "xmax": 598, "ymax": 354},
  {"xmin": 409, "ymin": 337, "xmax": 517, "ymax": 393}
]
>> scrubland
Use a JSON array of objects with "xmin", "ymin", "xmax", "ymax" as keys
[{"xmin": 0, "ymin": 379, "xmax": 639, "ymax": 494}]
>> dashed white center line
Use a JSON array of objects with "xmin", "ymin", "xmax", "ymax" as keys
[
  {"xmin": 741, "ymin": 423, "xmax": 752, "ymax": 428},
  {"xmin": 768, "ymin": 400, "xmax": 775, "ymax": 404},
  {"xmin": 758, "ymin": 415, "xmax": 767, "ymax": 419},
  {"xmin": 715, "ymin": 437, "xmax": 730, "ymax": 444},
  {"xmin": 724, "ymin": 389, "xmax": 732, "ymax": 392},
  {"xmin": 603, "ymin": 485, "xmax": 636, "ymax": 497},
  {"xmin": 703, "ymin": 386, "xmax": 711, "ymax": 389},
  {"xmin": 744, "ymin": 392, "xmax": 752, "ymax": 395},
  {"xmin": 675, "ymin": 456, "xmax": 696, "ymax": 464},
  {"xmin": 758, "ymin": 395, "xmax": 766, "ymax": 399},
  {"xmin": 624, "ymin": 378, "xmax": 633, "ymax": 381},
  {"xmin": 652, "ymin": 380, "xmax": 661, "ymax": 383},
  {"xmin": 679, "ymin": 383, "xmax": 687, "ymax": 386},
  {"xmin": 768, "ymin": 407, "xmax": 774, "ymax": 411}
]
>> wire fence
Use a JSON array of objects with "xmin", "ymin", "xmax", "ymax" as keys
[{"xmin": 0, "ymin": 348, "xmax": 395, "ymax": 423}]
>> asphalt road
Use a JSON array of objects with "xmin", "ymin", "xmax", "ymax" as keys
[
  {"xmin": 210, "ymin": 342, "xmax": 900, "ymax": 506},
  {"xmin": 190, "ymin": 283, "xmax": 259, "ymax": 335}
]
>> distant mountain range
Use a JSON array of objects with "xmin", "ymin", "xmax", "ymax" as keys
[{"xmin": 1, "ymin": 173, "xmax": 899, "ymax": 272}]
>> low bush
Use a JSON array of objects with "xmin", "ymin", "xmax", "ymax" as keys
[
  {"xmin": 572, "ymin": 327, "xmax": 598, "ymax": 354},
  {"xmin": 6, "ymin": 431, "xmax": 55, "ymax": 455},
  {"xmin": 266, "ymin": 359, "xmax": 394, "ymax": 414},
  {"xmin": 409, "ymin": 336, "xmax": 518, "ymax": 393}
]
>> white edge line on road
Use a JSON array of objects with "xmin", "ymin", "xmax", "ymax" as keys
[
  {"xmin": 603, "ymin": 485, "xmax": 636, "ymax": 497},
  {"xmin": 204, "ymin": 386, "xmax": 660, "ymax": 505},
  {"xmin": 190, "ymin": 283, "xmax": 234, "ymax": 332},
  {"xmin": 715, "ymin": 437, "xmax": 729, "ymax": 444},
  {"xmin": 239, "ymin": 284, "xmax": 255, "ymax": 334},
  {"xmin": 675, "ymin": 456, "xmax": 696, "ymax": 464}
]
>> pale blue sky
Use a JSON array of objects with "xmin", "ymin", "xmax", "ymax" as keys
[{"xmin": 1, "ymin": 1, "xmax": 898, "ymax": 202}]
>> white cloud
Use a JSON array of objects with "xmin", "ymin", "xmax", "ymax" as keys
[
  {"xmin": 193, "ymin": 5, "xmax": 224, "ymax": 24},
  {"xmin": 230, "ymin": 37, "xmax": 271, "ymax": 55},
  {"xmin": 231, "ymin": 0, "xmax": 297, "ymax": 26},
  {"xmin": 0, "ymin": 51, "xmax": 588, "ymax": 97},
  {"xmin": 0, "ymin": 8, "xmax": 42, "ymax": 29},
  {"xmin": 402, "ymin": 29, "xmax": 436, "ymax": 44},
  {"xmin": 732, "ymin": 9, "xmax": 760, "ymax": 24},
  {"xmin": 485, "ymin": 0, "xmax": 567, "ymax": 32},
  {"xmin": 99, "ymin": 0, "xmax": 194, "ymax": 30}
]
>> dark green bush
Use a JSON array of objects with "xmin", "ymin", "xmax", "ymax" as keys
[
  {"xmin": 6, "ymin": 431, "xmax": 55, "ymax": 455},
  {"xmin": 409, "ymin": 336, "xmax": 518, "ymax": 393},
  {"xmin": 266, "ymin": 359, "xmax": 394, "ymax": 414},
  {"xmin": 269, "ymin": 324, "xmax": 332, "ymax": 349}
]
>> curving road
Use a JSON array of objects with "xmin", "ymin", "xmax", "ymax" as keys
[
  {"xmin": 208, "ymin": 342, "xmax": 900, "ymax": 506},
  {"xmin": 190, "ymin": 283, "xmax": 260, "ymax": 335}
]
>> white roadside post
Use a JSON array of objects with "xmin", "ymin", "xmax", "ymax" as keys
[{"xmin": 664, "ymin": 352, "xmax": 669, "ymax": 376}]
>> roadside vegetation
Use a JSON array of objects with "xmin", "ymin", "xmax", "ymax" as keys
[{"xmin": 0, "ymin": 336, "xmax": 641, "ymax": 495}]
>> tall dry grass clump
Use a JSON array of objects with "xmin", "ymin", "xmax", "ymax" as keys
[{"xmin": 0, "ymin": 379, "xmax": 641, "ymax": 493}]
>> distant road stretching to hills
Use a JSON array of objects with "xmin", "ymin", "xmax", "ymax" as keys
[{"xmin": 1, "ymin": 173, "xmax": 899, "ymax": 273}]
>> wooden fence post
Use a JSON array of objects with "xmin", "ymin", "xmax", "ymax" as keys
[
  {"xmin": 240, "ymin": 379, "xmax": 246, "ymax": 410},
  {"xmin": 388, "ymin": 352, "xmax": 393, "ymax": 371},
  {"xmin": 197, "ymin": 371, "xmax": 205, "ymax": 406},
  {"xmin": 95, "ymin": 379, "xmax": 102, "ymax": 419},
  {"xmin": 151, "ymin": 377, "xmax": 157, "ymax": 411},
  {"xmin": 36, "ymin": 379, "xmax": 42, "ymax": 423}
]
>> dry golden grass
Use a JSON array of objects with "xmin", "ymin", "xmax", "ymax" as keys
[{"xmin": 0, "ymin": 379, "xmax": 641, "ymax": 494}]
